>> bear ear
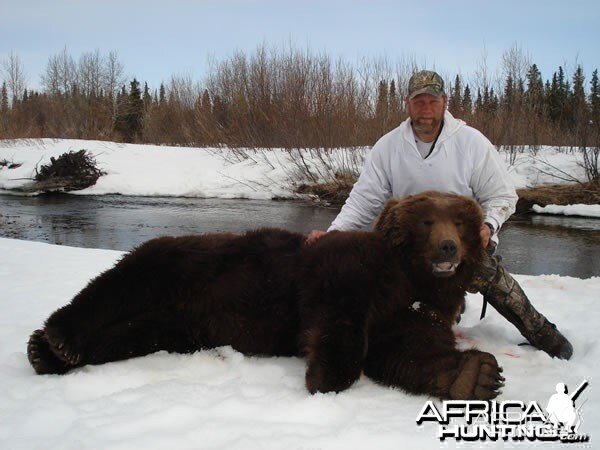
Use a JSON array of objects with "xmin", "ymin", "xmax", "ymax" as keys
[
  {"xmin": 374, "ymin": 198, "xmax": 409, "ymax": 247},
  {"xmin": 460, "ymin": 197, "xmax": 484, "ymax": 229}
]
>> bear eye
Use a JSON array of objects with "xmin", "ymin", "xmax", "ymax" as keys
[
  {"xmin": 423, "ymin": 220, "xmax": 434, "ymax": 226},
  {"xmin": 454, "ymin": 221, "xmax": 463, "ymax": 226}
]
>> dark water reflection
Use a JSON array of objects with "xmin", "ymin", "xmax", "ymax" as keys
[
  {"xmin": 1, "ymin": 194, "xmax": 599, "ymax": 278},
  {"xmin": 497, "ymin": 215, "xmax": 600, "ymax": 278},
  {"xmin": 0, "ymin": 194, "xmax": 340, "ymax": 249}
]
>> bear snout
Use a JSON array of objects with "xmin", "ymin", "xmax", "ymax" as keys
[
  {"xmin": 438, "ymin": 239, "xmax": 458, "ymax": 259},
  {"xmin": 430, "ymin": 239, "xmax": 463, "ymax": 277}
]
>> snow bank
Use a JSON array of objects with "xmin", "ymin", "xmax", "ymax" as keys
[
  {"xmin": 504, "ymin": 146, "xmax": 588, "ymax": 189},
  {"xmin": 0, "ymin": 139, "xmax": 299, "ymax": 199},
  {"xmin": 0, "ymin": 139, "xmax": 589, "ymax": 199},
  {"xmin": 533, "ymin": 203, "xmax": 600, "ymax": 218},
  {"xmin": 1, "ymin": 237, "xmax": 598, "ymax": 448}
]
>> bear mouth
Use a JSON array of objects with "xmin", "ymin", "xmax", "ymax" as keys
[{"xmin": 432, "ymin": 261, "xmax": 459, "ymax": 277}]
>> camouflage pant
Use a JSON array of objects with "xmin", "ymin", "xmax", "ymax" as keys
[{"xmin": 466, "ymin": 243, "xmax": 547, "ymax": 341}]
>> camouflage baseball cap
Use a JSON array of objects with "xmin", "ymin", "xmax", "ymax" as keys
[{"xmin": 408, "ymin": 70, "xmax": 445, "ymax": 99}]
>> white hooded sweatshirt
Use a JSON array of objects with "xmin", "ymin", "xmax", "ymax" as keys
[{"xmin": 328, "ymin": 111, "xmax": 517, "ymax": 238}]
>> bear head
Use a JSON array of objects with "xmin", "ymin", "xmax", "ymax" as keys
[{"xmin": 374, "ymin": 191, "xmax": 486, "ymax": 280}]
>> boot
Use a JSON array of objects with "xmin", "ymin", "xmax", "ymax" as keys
[{"xmin": 468, "ymin": 252, "xmax": 573, "ymax": 360}]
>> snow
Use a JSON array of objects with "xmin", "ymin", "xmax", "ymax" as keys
[
  {"xmin": 0, "ymin": 139, "xmax": 592, "ymax": 201},
  {"xmin": 503, "ymin": 145, "xmax": 588, "ymax": 189},
  {"xmin": 533, "ymin": 203, "xmax": 600, "ymax": 218},
  {"xmin": 1, "ymin": 237, "xmax": 598, "ymax": 449},
  {"xmin": 0, "ymin": 139, "xmax": 598, "ymax": 447}
]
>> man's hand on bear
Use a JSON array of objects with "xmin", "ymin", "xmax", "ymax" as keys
[
  {"xmin": 306, "ymin": 230, "xmax": 327, "ymax": 245},
  {"xmin": 480, "ymin": 223, "xmax": 493, "ymax": 249}
]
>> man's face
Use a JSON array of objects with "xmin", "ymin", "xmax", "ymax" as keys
[{"xmin": 406, "ymin": 94, "xmax": 447, "ymax": 135}]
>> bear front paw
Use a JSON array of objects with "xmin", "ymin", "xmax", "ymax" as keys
[
  {"xmin": 449, "ymin": 350, "xmax": 504, "ymax": 400},
  {"xmin": 305, "ymin": 360, "xmax": 359, "ymax": 394}
]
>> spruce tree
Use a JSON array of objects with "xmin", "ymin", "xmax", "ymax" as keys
[
  {"xmin": 572, "ymin": 67, "xmax": 586, "ymax": 104},
  {"xmin": 482, "ymin": 86, "xmax": 491, "ymax": 114},
  {"xmin": 557, "ymin": 66, "xmax": 570, "ymax": 123},
  {"xmin": 503, "ymin": 74, "xmax": 514, "ymax": 111},
  {"xmin": 475, "ymin": 88, "xmax": 483, "ymax": 113},
  {"xmin": 114, "ymin": 78, "xmax": 144, "ymax": 142},
  {"xmin": 547, "ymin": 71, "xmax": 561, "ymax": 122},
  {"xmin": 143, "ymin": 82, "xmax": 152, "ymax": 111},
  {"xmin": 375, "ymin": 80, "xmax": 389, "ymax": 128},
  {"xmin": 0, "ymin": 82, "xmax": 8, "ymax": 133},
  {"xmin": 1, "ymin": 82, "xmax": 8, "ymax": 113},
  {"xmin": 388, "ymin": 79, "xmax": 401, "ymax": 120},
  {"xmin": 114, "ymin": 86, "xmax": 126, "ymax": 139},
  {"xmin": 462, "ymin": 84, "xmax": 472, "ymax": 116},
  {"xmin": 489, "ymin": 88, "xmax": 499, "ymax": 113},
  {"xmin": 159, "ymin": 83, "xmax": 166, "ymax": 104},
  {"xmin": 557, "ymin": 66, "xmax": 566, "ymax": 94},
  {"xmin": 571, "ymin": 65, "xmax": 587, "ymax": 128},
  {"xmin": 526, "ymin": 64, "xmax": 544, "ymax": 114},
  {"xmin": 449, "ymin": 75, "xmax": 462, "ymax": 116},
  {"xmin": 127, "ymin": 78, "xmax": 144, "ymax": 141},
  {"xmin": 590, "ymin": 69, "xmax": 600, "ymax": 126}
]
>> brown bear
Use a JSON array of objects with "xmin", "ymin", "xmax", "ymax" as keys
[{"xmin": 27, "ymin": 191, "xmax": 504, "ymax": 400}]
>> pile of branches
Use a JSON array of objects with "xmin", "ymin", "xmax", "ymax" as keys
[
  {"xmin": 31, "ymin": 150, "xmax": 105, "ymax": 192},
  {"xmin": 296, "ymin": 173, "xmax": 356, "ymax": 206}
]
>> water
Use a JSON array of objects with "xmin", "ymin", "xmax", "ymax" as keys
[
  {"xmin": 0, "ymin": 194, "xmax": 340, "ymax": 249},
  {"xmin": 1, "ymin": 194, "xmax": 599, "ymax": 278}
]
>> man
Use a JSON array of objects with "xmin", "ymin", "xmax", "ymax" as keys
[
  {"xmin": 546, "ymin": 383, "xmax": 580, "ymax": 432},
  {"xmin": 308, "ymin": 70, "xmax": 573, "ymax": 359}
]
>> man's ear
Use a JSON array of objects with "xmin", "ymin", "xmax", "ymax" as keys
[{"xmin": 374, "ymin": 198, "xmax": 409, "ymax": 247}]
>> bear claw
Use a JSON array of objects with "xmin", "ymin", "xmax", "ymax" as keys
[{"xmin": 44, "ymin": 325, "xmax": 82, "ymax": 365}]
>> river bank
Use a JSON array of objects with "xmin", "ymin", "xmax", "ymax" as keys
[{"xmin": 1, "ymin": 138, "xmax": 599, "ymax": 217}]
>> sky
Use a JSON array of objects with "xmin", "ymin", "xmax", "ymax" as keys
[{"xmin": 1, "ymin": 0, "xmax": 598, "ymax": 91}]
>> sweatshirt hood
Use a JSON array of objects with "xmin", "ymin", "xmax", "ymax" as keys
[{"xmin": 437, "ymin": 110, "xmax": 465, "ymax": 144}]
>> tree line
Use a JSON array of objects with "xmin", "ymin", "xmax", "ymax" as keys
[{"xmin": 1, "ymin": 45, "xmax": 599, "ymax": 149}]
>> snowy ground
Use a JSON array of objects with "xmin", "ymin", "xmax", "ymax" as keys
[
  {"xmin": 0, "ymin": 139, "xmax": 596, "ymax": 211},
  {"xmin": 0, "ymin": 237, "xmax": 598, "ymax": 449},
  {"xmin": 1, "ymin": 139, "xmax": 598, "ymax": 447},
  {"xmin": 533, "ymin": 203, "xmax": 600, "ymax": 218}
]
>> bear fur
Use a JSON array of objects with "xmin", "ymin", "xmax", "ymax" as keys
[{"xmin": 27, "ymin": 191, "xmax": 504, "ymax": 400}]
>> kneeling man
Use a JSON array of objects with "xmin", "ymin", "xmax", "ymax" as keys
[{"xmin": 308, "ymin": 70, "xmax": 572, "ymax": 359}]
